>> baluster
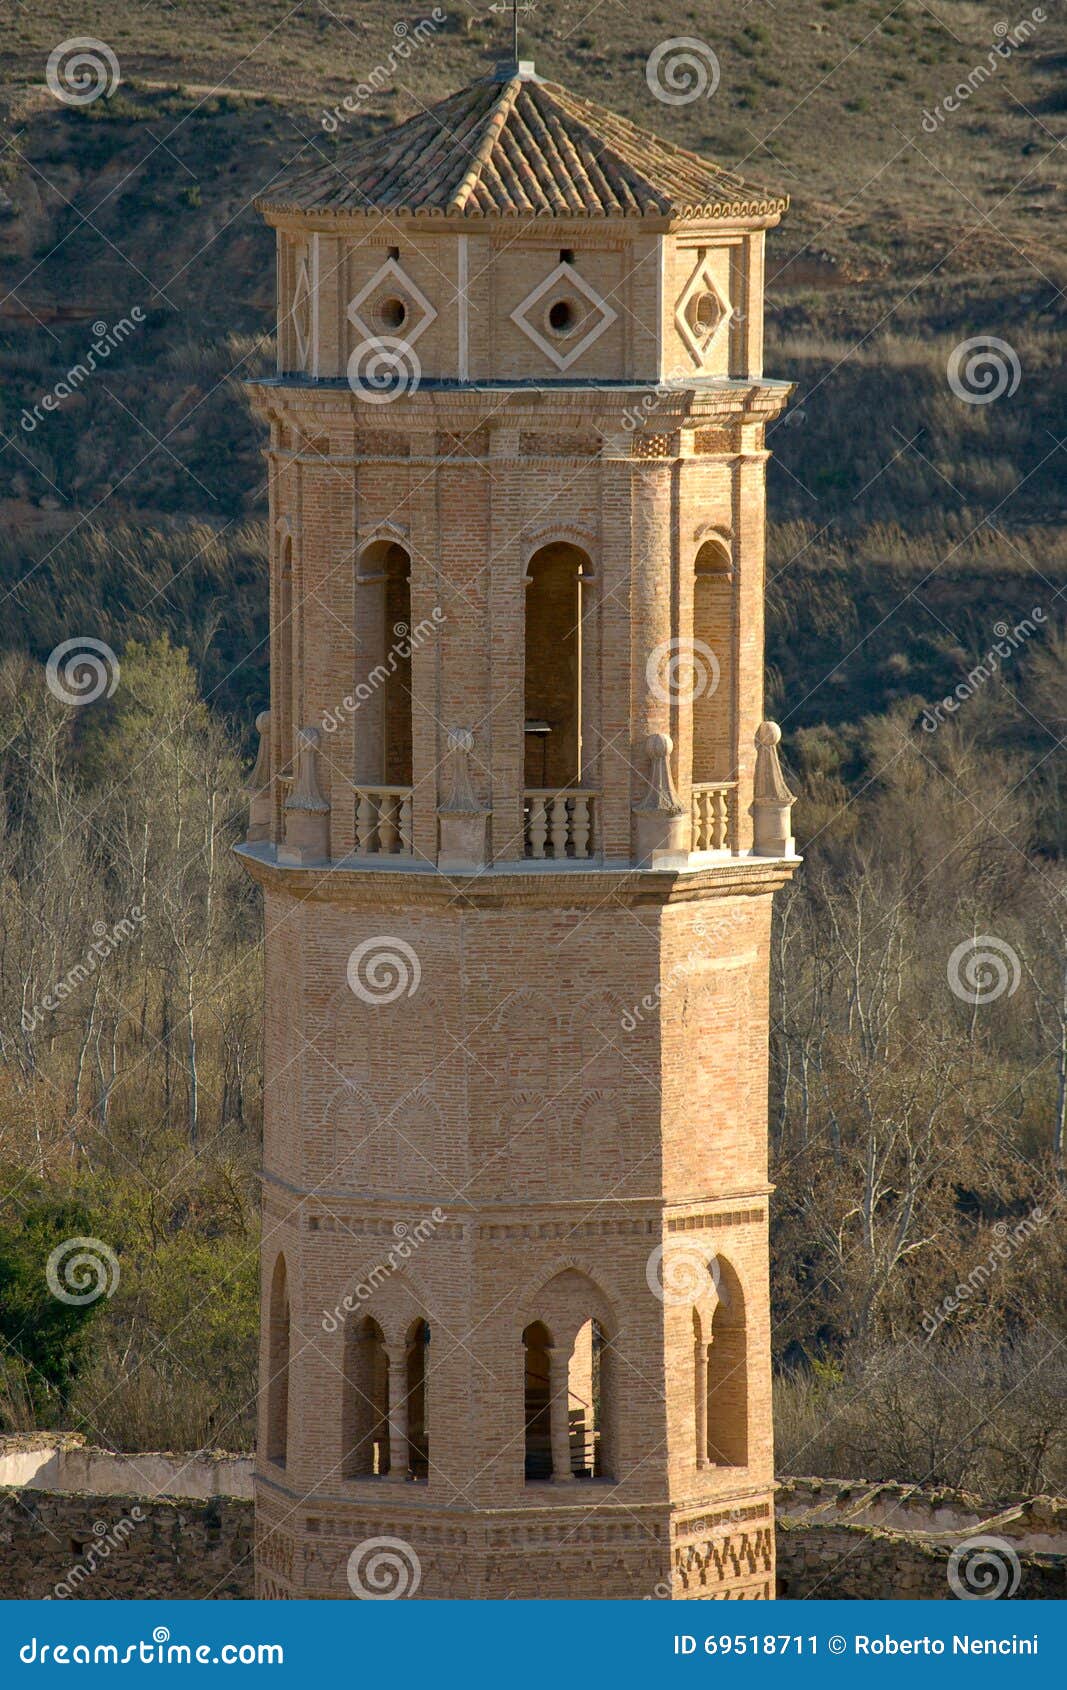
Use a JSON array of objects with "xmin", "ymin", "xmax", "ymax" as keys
[
  {"xmin": 356, "ymin": 789, "xmax": 376, "ymax": 856},
  {"xmin": 712, "ymin": 787, "xmax": 728, "ymax": 850},
  {"xmin": 398, "ymin": 793, "xmax": 413, "ymax": 855},
  {"xmin": 378, "ymin": 791, "xmax": 399, "ymax": 853},
  {"xmin": 527, "ymin": 796, "xmax": 548, "ymax": 859},
  {"xmin": 695, "ymin": 789, "xmax": 706, "ymax": 851},
  {"xmin": 549, "ymin": 794, "xmax": 569, "ymax": 858},
  {"xmin": 690, "ymin": 789, "xmax": 701, "ymax": 851},
  {"xmin": 571, "ymin": 794, "xmax": 591, "ymax": 858}
]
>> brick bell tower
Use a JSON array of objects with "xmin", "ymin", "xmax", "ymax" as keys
[{"xmin": 240, "ymin": 57, "xmax": 798, "ymax": 1601}]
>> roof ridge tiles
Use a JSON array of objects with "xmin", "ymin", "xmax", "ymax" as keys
[{"xmin": 255, "ymin": 69, "xmax": 788, "ymax": 222}]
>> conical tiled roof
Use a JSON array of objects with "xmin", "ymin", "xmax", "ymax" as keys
[{"xmin": 259, "ymin": 66, "xmax": 787, "ymax": 222}]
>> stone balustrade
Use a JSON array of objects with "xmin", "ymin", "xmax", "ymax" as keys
[
  {"xmin": 353, "ymin": 785, "xmax": 414, "ymax": 856},
  {"xmin": 690, "ymin": 780, "xmax": 735, "ymax": 852},
  {"xmin": 523, "ymin": 790, "xmax": 598, "ymax": 860}
]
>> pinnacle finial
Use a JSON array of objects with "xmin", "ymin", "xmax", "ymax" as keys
[{"xmin": 489, "ymin": 0, "xmax": 539, "ymax": 75}]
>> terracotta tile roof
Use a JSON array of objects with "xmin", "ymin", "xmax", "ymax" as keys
[{"xmin": 258, "ymin": 68, "xmax": 788, "ymax": 222}]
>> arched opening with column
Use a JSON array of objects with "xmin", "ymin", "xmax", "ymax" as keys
[
  {"xmin": 704, "ymin": 1256, "xmax": 748, "ymax": 1468},
  {"xmin": 353, "ymin": 539, "xmax": 413, "ymax": 854},
  {"xmin": 265, "ymin": 1254, "xmax": 291, "ymax": 1468},
  {"xmin": 521, "ymin": 1268, "xmax": 616, "ymax": 1484},
  {"xmin": 341, "ymin": 1315, "xmax": 390, "ymax": 1478},
  {"xmin": 690, "ymin": 535, "xmax": 735, "ymax": 850},
  {"xmin": 522, "ymin": 541, "xmax": 599, "ymax": 859}
]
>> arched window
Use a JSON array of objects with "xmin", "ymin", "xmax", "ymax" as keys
[
  {"xmin": 705, "ymin": 1258, "xmax": 748, "ymax": 1467},
  {"xmin": 692, "ymin": 537, "xmax": 733, "ymax": 788},
  {"xmin": 523, "ymin": 1321, "xmax": 553, "ymax": 1481},
  {"xmin": 276, "ymin": 532, "xmax": 295, "ymax": 773},
  {"xmin": 266, "ymin": 1255, "xmax": 290, "ymax": 1468},
  {"xmin": 523, "ymin": 542, "xmax": 596, "ymax": 791},
  {"xmin": 341, "ymin": 1316, "xmax": 390, "ymax": 1478},
  {"xmin": 355, "ymin": 541, "xmax": 413, "ymax": 788},
  {"xmin": 406, "ymin": 1318, "xmax": 430, "ymax": 1481}
]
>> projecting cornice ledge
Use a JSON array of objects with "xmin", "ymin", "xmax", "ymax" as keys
[{"xmin": 234, "ymin": 841, "xmax": 801, "ymax": 910}]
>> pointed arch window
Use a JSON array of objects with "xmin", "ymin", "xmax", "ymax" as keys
[
  {"xmin": 266, "ymin": 1255, "xmax": 290, "ymax": 1468},
  {"xmin": 341, "ymin": 1316, "xmax": 390, "ymax": 1478}
]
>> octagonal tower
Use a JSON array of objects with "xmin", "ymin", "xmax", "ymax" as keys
[{"xmin": 240, "ymin": 59, "xmax": 798, "ymax": 1601}]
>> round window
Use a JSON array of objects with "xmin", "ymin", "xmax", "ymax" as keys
[
  {"xmin": 546, "ymin": 298, "xmax": 579, "ymax": 336},
  {"xmin": 378, "ymin": 297, "xmax": 408, "ymax": 331}
]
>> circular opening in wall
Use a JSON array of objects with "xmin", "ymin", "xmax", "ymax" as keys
[
  {"xmin": 547, "ymin": 298, "xmax": 578, "ymax": 336},
  {"xmin": 379, "ymin": 297, "xmax": 408, "ymax": 330},
  {"xmin": 694, "ymin": 293, "xmax": 721, "ymax": 332}
]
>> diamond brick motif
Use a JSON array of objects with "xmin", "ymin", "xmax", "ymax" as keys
[
  {"xmin": 292, "ymin": 256, "xmax": 312, "ymax": 370},
  {"xmin": 347, "ymin": 257, "xmax": 437, "ymax": 349},
  {"xmin": 675, "ymin": 255, "xmax": 733, "ymax": 368},
  {"xmin": 510, "ymin": 263, "xmax": 618, "ymax": 373}
]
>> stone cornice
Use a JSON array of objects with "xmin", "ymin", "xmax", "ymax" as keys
[
  {"xmin": 247, "ymin": 376, "xmax": 793, "ymax": 434},
  {"xmin": 235, "ymin": 841, "xmax": 800, "ymax": 910},
  {"xmin": 260, "ymin": 1168, "xmax": 775, "ymax": 1211}
]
